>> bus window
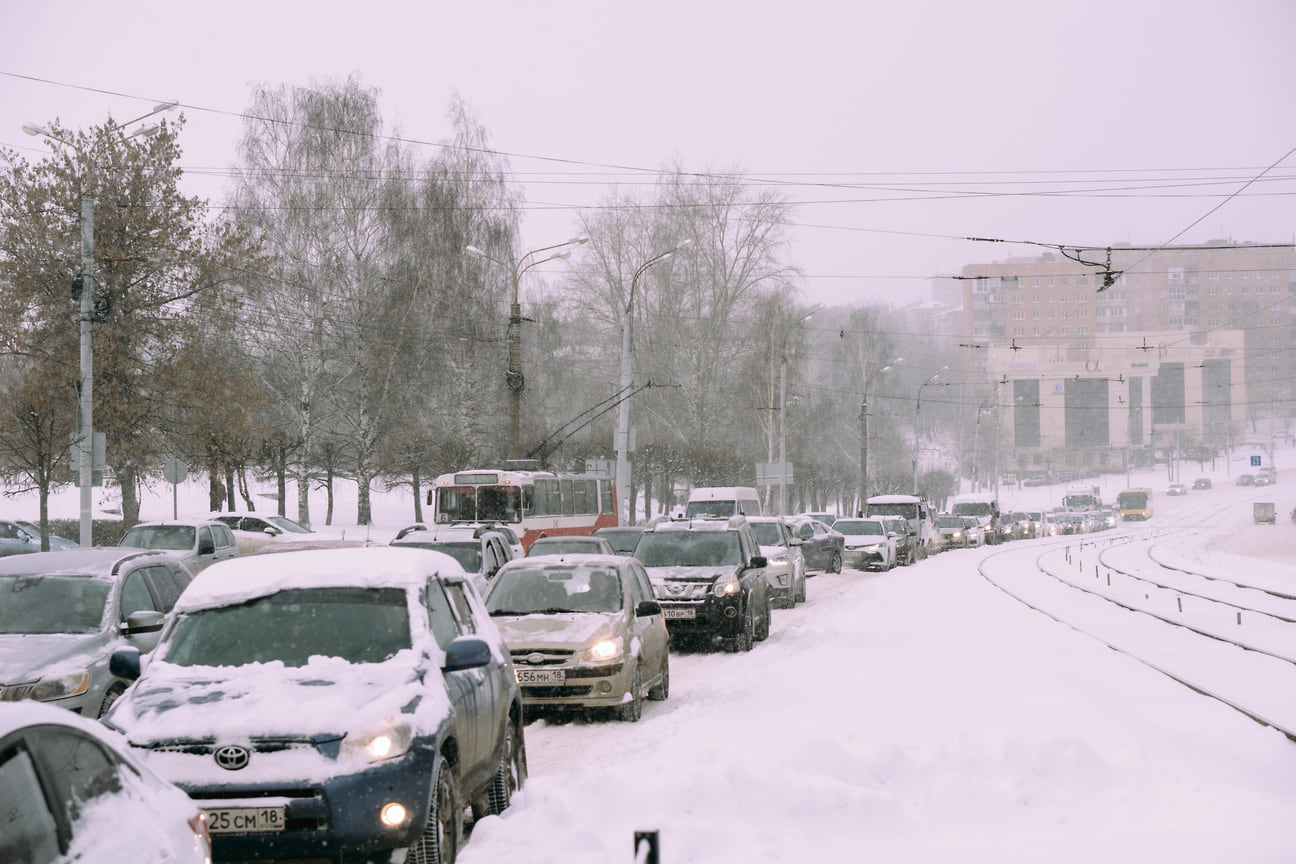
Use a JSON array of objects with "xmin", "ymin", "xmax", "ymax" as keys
[
  {"xmin": 560, "ymin": 479, "xmax": 573, "ymax": 516},
  {"xmin": 477, "ymin": 485, "xmax": 521, "ymax": 523},
  {"xmin": 600, "ymin": 480, "xmax": 613, "ymax": 515},
  {"xmin": 572, "ymin": 480, "xmax": 589, "ymax": 514},
  {"xmin": 436, "ymin": 487, "xmax": 477, "ymax": 522}
]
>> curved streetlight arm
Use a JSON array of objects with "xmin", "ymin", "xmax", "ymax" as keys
[{"xmin": 626, "ymin": 239, "xmax": 693, "ymax": 314}]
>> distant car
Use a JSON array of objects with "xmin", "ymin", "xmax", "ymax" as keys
[
  {"xmin": 1254, "ymin": 472, "xmax": 1274, "ymax": 487},
  {"xmin": 205, "ymin": 511, "xmax": 324, "ymax": 554},
  {"xmin": 484, "ymin": 554, "xmax": 669, "ymax": 722},
  {"xmin": 961, "ymin": 516, "xmax": 985, "ymax": 547},
  {"xmin": 746, "ymin": 516, "xmax": 807, "ymax": 608},
  {"xmin": 593, "ymin": 526, "xmax": 644, "ymax": 555},
  {"xmin": 0, "ymin": 701, "xmax": 212, "ymax": 864},
  {"xmin": 525, "ymin": 535, "xmax": 616, "ymax": 558},
  {"xmin": 104, "ymin": 547, "xmax": 526, "ymax": 864},
  {"xmin": 1236, "ymin": 474, "xmax": 1256, "ymax": 486},
  {"xmin": 1257, "ymin": 467, "xmax": 1277, "ymax": 484},
  {"xmin": 1166, "ymin": 483, "xmax": 1187, "ymax": 496},
  {"xmin": 117, "ymin": 520, "xmax": 239, "ymax": 576},
  {"xmin": 799, "ymin": 512, "xmax": 837, "ymax": 527},
  {"xmin": 831, "ymin": 517, "xmax": 897, "ymax": 571},
  {"xmin": 881, "ymin": 516, "xmax": 917, "ymax": 566},
  {"xmin": 0, "ymin": 549, "xmax": 192, "ymax": 718},
  {"xmin": 787, "ymin": 517, "xmax": 844, "ymax": 573},
  {"xmin": 1191, "ymin": 478, "xmax": 1212, "ymax": 490},
  {"xmin": 0, "ymin": 519, "xmax": 78, "ymax": 557},
  {"xmin": 935, "ymin": 515, "xmax": 969, "ymax": 551},
  {"xmin": 389, "ymin": 523, "xmax": 513, "ymax": 594}
]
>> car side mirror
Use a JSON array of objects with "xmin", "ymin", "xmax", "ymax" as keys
[
  {"xmin": 109, "ymin": 647, "xmax": 142, "ymax": 681},
  {"xmin": 749, "ymin": 555, "xmax": 768, "ymax": 569},
  {"xmin": 636, "ymin": 600, "xmax": 662, "ymax": 617},
  {"xmin": 121, "ymin": 610, "xmax": 165, "ymax": 635},
  {"xmin": 444, "ymin": 636, "xmax": 492, "ymax": 672}
]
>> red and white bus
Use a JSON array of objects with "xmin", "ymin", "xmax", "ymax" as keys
[{"xmin": 427, "ymin": 468, "xmax": 617, "ymax": 550}]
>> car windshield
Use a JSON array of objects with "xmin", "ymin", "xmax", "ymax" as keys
[
  {"xmin": 392, "ymin": 540, "xmax": 482, "ymax": 573},
  {"xmin": 595, "ymin": 530, "xmax": 641, "ymax": 555},
  {"xmin": 833, "ymin": 520, "xmax": 883, "ymax": 536},
  {"xmin": 635, "ymin": 531, "xmax": 741, "ymax": 567},
  {"xmin": 937, "ymin": 517, "xmax": 964, "ymax": 528},
  {"xmin": 486, "ymin": 564, "xmax": 623, "ymax": 615},
  {"xmin": 684, "ymin": 500, "xmax": 736, "ymax": 518},
  {"xmin": 527, "ymin": 538, "xmax": 603, "ymax": 557},
  {"xmin": 749, "ymin": 522, "xmax": 785, "ymax": 546},
  {"xmin": 951, "ymin": 502, "xmax": 993, "ymax": 517},
  {"xmin": 0, "ymin": 575, "xmax": 111, "ymax": 634},
  {"xmin": 162, "ymin": 587, "xmax": 411, "ymax": 667},
  {"xmin": 120, "ymin": 525, "xmax": 194, "ymax": 551}
]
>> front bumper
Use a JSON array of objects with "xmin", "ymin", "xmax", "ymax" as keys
[
  {"xmin": 510, "ymin": 654, "xmax": 635, "ymax": 710},
  {"xmin": 843, "ymin": 547, "xmax": 887, "ymax": 570},
  {"xmin": 655, "ymin": 593, "xmax": 745, "ymax": 638},
  {"xmin": 143, "ymin": 742, "xmax": 439, "ymax": 861}
]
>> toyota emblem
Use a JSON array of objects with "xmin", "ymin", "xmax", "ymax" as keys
[{"xmin": 214, "ymin": 745, "xmax": 251, "ymax": 771}]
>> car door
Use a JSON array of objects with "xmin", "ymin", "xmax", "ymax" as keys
[
  {"xmin": 628, "ymin": 562, "xmax": 668, "ymax": 673},
  {"xmin": 424, "ymin": 578, "xmax": 483, "ymax": 777},
  {"xmin": 444, "ymin": 579, "xmax": 502, "ymax": 782}
]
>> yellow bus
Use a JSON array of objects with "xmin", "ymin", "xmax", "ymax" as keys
[{"xmin": 1116, "ymin": 488, "xmax": 1154, "ymax": 521}]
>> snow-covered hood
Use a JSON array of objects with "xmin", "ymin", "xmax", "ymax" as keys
[
  {"xmin": 495, "ymin": 612, "xmax": 623, "ymax": 649},
  {"xmin": 642, "ymin": 565, "xmax": 731, "ymax": 585},
  {"xmin": 0, "ymin": 632, "xmax": 104, "ymax": 682},
  {"xmin": 107, "ymin": 651, "xmax": 436, "ymax": 744}
]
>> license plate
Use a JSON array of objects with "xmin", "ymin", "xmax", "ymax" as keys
[
  {"xmin": 204, "ymin": 806, "xmax": 286, "ymax": 835},
  {"xmin": 515, "ymin": 668, "xmax": 565, "ymax": 685},
  {"xmin": 662, "ymin": 607, "xmax": 696, "ymax": 620}
]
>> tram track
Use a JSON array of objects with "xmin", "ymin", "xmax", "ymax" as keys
[{"xmin": 977, "ymin": 507, "xmax": 1296, "ymax": 742}]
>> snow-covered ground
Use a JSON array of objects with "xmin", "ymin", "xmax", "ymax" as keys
[{"xmin": 6, "ymin": 455, "xmax": 1296, "ymax": 863}]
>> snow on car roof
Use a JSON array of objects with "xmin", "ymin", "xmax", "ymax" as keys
[
  {"xmin": 0, "ymin": 547, "xmax": 168, "ymax": 578},
  {"xmin": 175, "ymin": 546, "xmax": 467, "ymax": 612}
]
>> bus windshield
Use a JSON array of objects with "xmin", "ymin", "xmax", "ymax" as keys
[
  {"xmin": 435, "ymin": 485, "xmax": 522, "ymax": 524},
  {"xmin": 1117, "ymin": 491, "xmax": 1148, "ymax": 509},
  {"xmin": 865, "ymin": 502, "xmax": 917, "ymax": 519}
]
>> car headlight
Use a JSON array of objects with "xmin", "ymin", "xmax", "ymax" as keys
[
  {"xmin": 341, "ymin": 720, "xmax": 413, "ymax": 763},
  {"xmin": 713, "ymin": 578, "xmax": 741, "ymax": 598},
  {"xmin": 26, "ymin": 672, "xmax": 90, "ymax": 703},
  {"xmin": 584, "ymin": 638, "xmax": 623, "ymax": 663}
]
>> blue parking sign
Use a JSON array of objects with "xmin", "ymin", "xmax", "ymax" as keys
[{"xmin": 1251, "ymin": 456, "xmax": 1262, "ymax": 467}]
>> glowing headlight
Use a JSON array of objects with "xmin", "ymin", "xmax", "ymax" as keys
[
  {"xmin": 713, "ymin": 578, "xmax": 741, "ymax": 598},
  {"xmin": 584, "ymin": 639, "xmax": 622, "ymax": 663},
  {"xmin": 28, "ymin": 672, "xmax": 90, "ymax": 703},
  {"xmin": 342, "ymin": 720, "xmax": 413, "ymax": 763},
  {"xmin": 380, "ymin": 802, "xmax": 408, "ymax": 827}
]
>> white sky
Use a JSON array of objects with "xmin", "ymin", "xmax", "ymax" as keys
[{"xmin": 2, "ymin": 0, "xmax": 1294, "ymax": 307}]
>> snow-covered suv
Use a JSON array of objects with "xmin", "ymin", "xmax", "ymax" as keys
[{"xmin": 632, "ymin": 516, "xmax": 772, "ymax": 652}]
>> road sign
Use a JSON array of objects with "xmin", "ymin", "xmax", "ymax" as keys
[
  {"xmin": 756, "ymin": 462, "xmax": 794, "ymax": 486},
  {"xmin": 1251, "ymin": 455, "xmax": 1262, "ymax": 467},
  {"xmin": 163, "ymin": 456, "xmax": 188, "ymax": 484}
]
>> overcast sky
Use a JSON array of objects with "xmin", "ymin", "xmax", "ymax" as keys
[{"xmin": 2, "ymin": 0, "xmax": 1294, "ymax": 308}]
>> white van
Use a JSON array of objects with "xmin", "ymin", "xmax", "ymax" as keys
[{"xmin": 684, "ymin": 486, "xmax": 763, "ymax": 519}]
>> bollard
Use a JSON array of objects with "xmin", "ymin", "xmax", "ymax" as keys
[
  {"xmin": 1177, "ymin": 596, "xmax": 1182, "ymax": 613},
  {"xmin": 1106, "ymin": 573, "xmax": 1110, "ymax": 586},
  {"xmin": 635, "ymin": 830, "xmax": 660, "ymax": 864},
  {"xmin": 1237, "ymin": 611, "xmax": 1242, "ymax": 626}
]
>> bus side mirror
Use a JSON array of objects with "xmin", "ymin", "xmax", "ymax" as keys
[{"xmin": 426, "ymin": 490, "xmax": 434, "ymax": 506}]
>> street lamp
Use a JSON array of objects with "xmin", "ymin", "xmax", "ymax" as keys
[
  {"xmin": 615, "ymin": 240, "xmax": 692, "ymax": 525},
  {"xmin": 466, "ymin": 235, "xmax": 589, "ymax": 459},
  {"xmin": 858, "ymin": 356, "xmax": 901, "ymax": 511},
  {"xmin": 777, "ymin": 305, "xmax": 822, "ymax": 516},
  {"xmin": 913, "ymin": 366, "xmax": 949, "ymax": 495},
  {"xmin": 23, "ymin": 100, "xmax": 178, "ymax": 547}
]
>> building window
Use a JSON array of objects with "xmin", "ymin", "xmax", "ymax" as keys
[
  {"xmin": 1061, "ymin": 310, "xmax": 1070, "ymax": 319},
  {"xmin": 1013, "ymin": 327, "xmax": 1024, "ymax": 336},
  {"xmin": 1032, "ymin": 326, "xmax": 1040, "ymax": 336},
  {"xmin": 1271, "ymin": 285, "xmax": 1281, "ymax": 294},
  {"xmin": 1208, "ymin": 318, "xmax": 1219, "ymax": 327},
  {"xmin": 1078, "ymin": 326, "xmax": 1089, "ymax": 335},
  {"xmin": 1031, "ymin": 277, "xmax": 1040, "ymax": 288},
  {"xmin": 1227, "ymin": 271, "xmax": 1235, "ymax": 279},
  {"xmin": 1208, "ymin": 285, "xmax": 1219, "ymax": 295},
  {"xmin": 1059, "ymin": 326, "xmax": 1069, "ymax": 335},
  {"xmin": 1076, "ymin": 308, "xmax": 1088, "ymax": 318},
  {"xmin": 1207, "ymin": 302, "xmax": 1219, "ymax": 311},
  {"xmin": 1013, "ymin": 310, "xmax": 1025, "ymax": 320},
  {"xmin": 1076, "ymin": 275, "xmax": 1089, "ymax": 286},
  {"xmin": 1047, "ymin": 310, "xmax": 1055, "ymax": 319},
  {"xmin": 1015, "ymin": 294, "xmax": 1025, "ymax": 304},
  {"xmin": 1032, "ymin": 310, "xmax": 1040, "ymax": 320},
  {"xmin": 1076, "ymin": 292, "xmax": 1088, "ymax": 303},
  {"xmin": 1207, "ymin": 271, "xmax": 1218, "ymax": 280},
  {"xmin": 1046, "ymin": 278, "xmax": 1054, "ymax": 288},
  {"xmin": 1059, "ymin": 293, "xmax": 1069, "ymax": 303},
  {"xmin": 1060, "ymin": 277, "xmax": 1069, "ymax": 286}
]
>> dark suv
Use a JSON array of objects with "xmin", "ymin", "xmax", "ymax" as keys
[
  {"xmin": 633, "ymin": 516, "xmax": 771, "ymax": 652},
  {"xmin": 104, "ymin": 547, "xmax": 526, "ymax": 863}
]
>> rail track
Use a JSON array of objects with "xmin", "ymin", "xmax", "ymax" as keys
[{"xmin": 977, "ymin": 497, "xmax": 1296, "ymax": 741}]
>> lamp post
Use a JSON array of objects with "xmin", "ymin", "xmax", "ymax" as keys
[
  {"xmin": 23, "ymin": 101, "xmax": 178, "ymax": 547},
  {"xmin": 858, "ymin": 357, "xmax": 901, "ymax": 512},
  {"xmin": 466, "ymin": 236, "xmax": 588, "ymax": 459},
  {"xmin": 913, "ymin": 366, "xmax": 948, "ymax": 495},
  {"xmin": 616, "ymin": 240, "xmax": 691, "ymax": 525},
  {"xmin": 776, "ymin": 306, "xmax": 821, "ymax": 516}
]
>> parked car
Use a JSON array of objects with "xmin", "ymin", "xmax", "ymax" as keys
[
  {"xmin": 117, "ymin": 520, "xmax": 239, "ymax": 576},
  {"xmin": 0, "ymin": 549, "xmax": 192, "ymax": 718},
  {"xmin": 633, "ymin": 516, "xmax": 771, "ymax": 652},
  {"xmin": 1191, "ymin": 477, "xmax": 1213, "ymax": 490},
  {"xmin": 746, "ymin": 516, "xmax": 807, "ymax": 607},
  {"xmin": 104, "ymin": 547, "xmax": 526, "ymax": 864},
  {"xmin": 483, "ymin": 554, "xmax": 669, "ymax": 721},
  {"xmin": 961, "ymin": 516, "xmax": 985, "ymax": 547},
  {"xmin": 525, "ymin": 535, "xmax": 616, "ymax": 557},
  {"xmin": 452, "ymin": 521, "xmax": 526, "ymax": 559},
  {"xmin": 205, "ymin": 511, "xmax": 325, "ymax": 554},
  {"xmin": 799, "ymin": 511, "xmax": 838, "ymax": 527},
  {"xmin": 881, "ymin": 516, "xmax": 917, "ymax": 566},
  {"xmin": 831, "ymin": 517, "xmax": 897, "ymax": 571},
  {"xmin": 1166, "ymin": 483, "xmax": 1187, "ymax": 496},
  {"xmin": 0, "ymin": 519, "xmax": 78, "ymax": 557},
  {"xmin": 787, "ymin": 517, "xmax": 844, "ymax": 573},
  {"xmin": 0, "ymin": 701, "xmax": 212, "ymax": 864},
  {"xmin": 390, "ymin": 523, "xmax": 513, "ymax": 594},
  {"xmin": 593, "ymin": 525, "xmax": 644, "ymax": 555}
]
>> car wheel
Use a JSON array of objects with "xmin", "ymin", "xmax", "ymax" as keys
[
  {"xmin": 98, "ymin": 682, "xmax": 126, "ymax": 718},
  {"xmin": 407, "ymin": 758, "xmax": 459, "ymax": 864},
  {"xmin": 648, "ymin": 653, "xmax": 670, "ymax": 701},
  {"xmin": 485, "ymin": 717, "xmax": 525, "ymax": 815},
  {"xmin": 795, "ymin": 574, "xmax": 807, "ymax": 604},
  {"xmin": 755, "ymin": 594, "xmax": 771, "ymax": 641},
  {"xmin": 726, "ymin": 602, "xmax": 755, "ymax": 653},
  {"xmin": 619, "ymin": 663, "xmax": 643, "ymax": 722},
  {"xmin": 828, "ymin": 550, "xmax": 843, "ymax": 574}
]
